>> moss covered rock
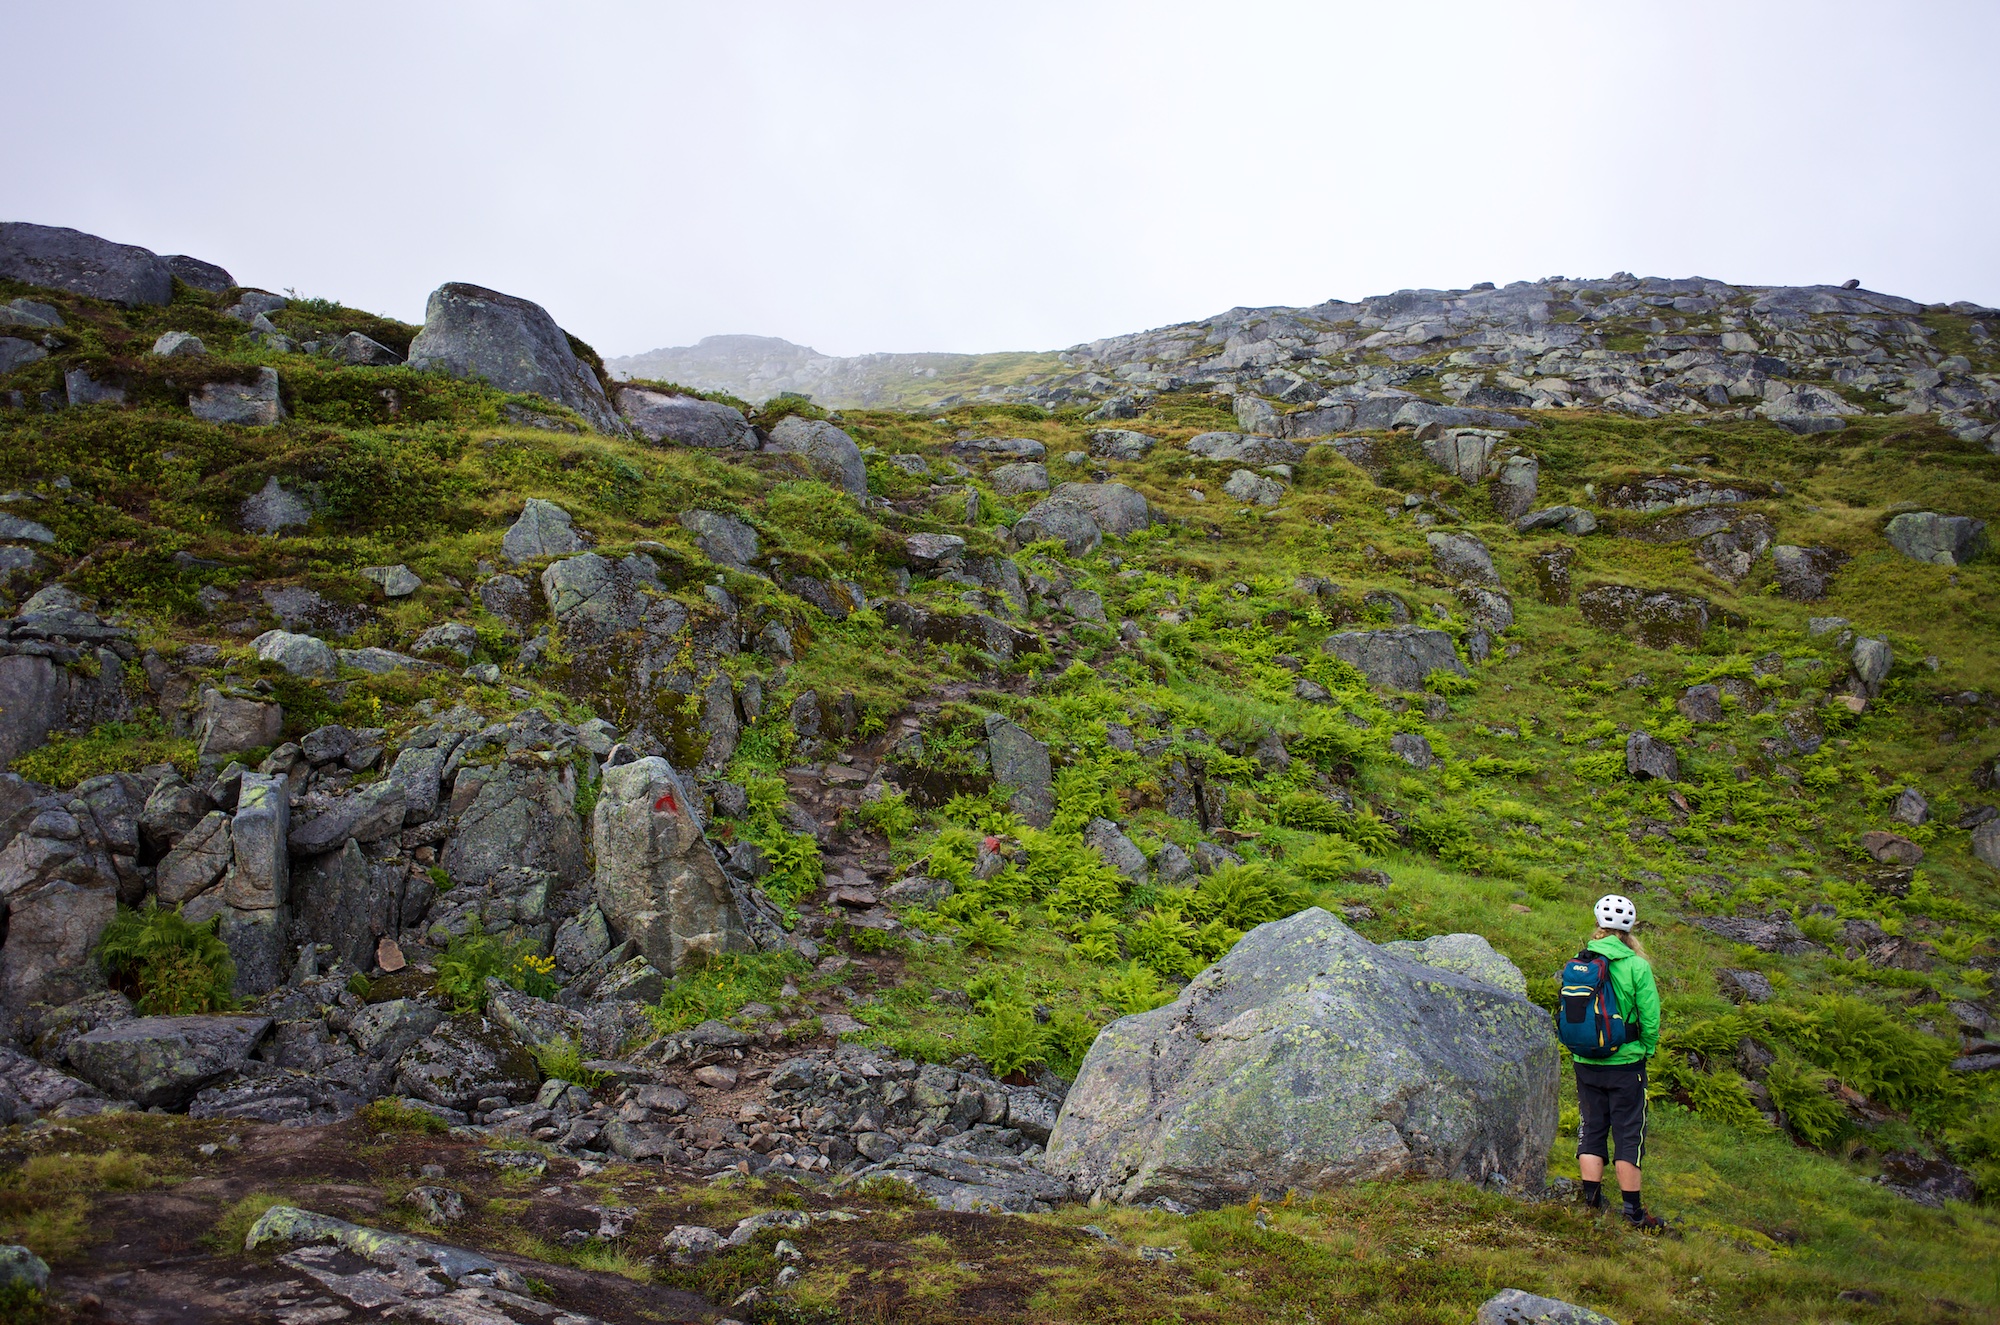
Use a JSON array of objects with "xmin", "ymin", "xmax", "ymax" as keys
[{"xmin": 1045, "ymin": 908, "xmax": 1558, "ymax": 1207}]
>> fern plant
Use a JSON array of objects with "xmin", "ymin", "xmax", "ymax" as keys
[
  {"xmin": 1099, "ymin": 962, "xmax": 1175, "ymax": 1016},
  {"xmin": 96, "ymin": 902, "xmax": 236, "ymax": 1015}
]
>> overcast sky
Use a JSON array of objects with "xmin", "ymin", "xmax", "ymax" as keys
[{"xmin": 6, "ymin": 2, "xmax": 1996, "ymax": 358}]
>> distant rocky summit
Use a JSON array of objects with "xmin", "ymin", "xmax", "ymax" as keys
[{"xmin": 612, "ymin": 278, "xmax": 2000, "ymax": 448}]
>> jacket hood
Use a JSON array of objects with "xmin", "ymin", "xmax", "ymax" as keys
[{"xmin": 1587, "ymin": 935, "xmax": 1636, "ymax": 961}]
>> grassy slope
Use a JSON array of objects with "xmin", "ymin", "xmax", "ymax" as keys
[{"xmin": 3, "ymin": 276, "xmax": 2000, "ymax": 1321}]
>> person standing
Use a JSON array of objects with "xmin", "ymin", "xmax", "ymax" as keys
[{"xmin": 1565, "ymin": 894, "xmax": 1665, "ymax": 1230}]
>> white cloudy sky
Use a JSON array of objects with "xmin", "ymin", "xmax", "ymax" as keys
[{"xmin": 5, "ymin": 2, "xmax": 1996, "ymax": 358}]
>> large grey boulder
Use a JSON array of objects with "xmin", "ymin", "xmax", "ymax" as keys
[
  {"xmin": 618, "ymin": 388, "xmax": 756, "ymax": 449},
  {"xmin": 1089, "ymin": 429, "xmax": 1155, "ymax": 460},
  {"xmin": 500, "ymin": 498, "xmax": 584, "ymax": 564},
  {"xmin": 984, "ymin": 714, "xmax": 1053, "ymax": 828},
  {"xmin": 442, "ymin": 763, "xmax": 587, "ymax": 888},
  {"xmin": 1884, "ymin": 512, "xmax": 1986, "ymax": 566},
  {"xmin": 67, "ymin": 1014, "xmax": 272, "ymax": 1109},
  {"xmin": 151, "ymin": 330, "xmax": 205, "ymax": 358},
  {"xmin": 1050, "ymin": 482, "xmax": 1151, "ymax": 536},
  {"xmin": 406, "ymin": 282, "xmax": 620, "ymax": 432},
  {"xmin": 286, "ymin": 781, "xmax": 406, "ymax": 855},
  {"xmin": 592, "ymin": 756, "xmax": 748, "ymax": 974},
  {"xmin": 1478, "ymin": 1289, "xmax": 1620, "ymax": 1325},
  {"xmin": 0, "ymin": 222, "xmax": 173, "ymax": 306},
  {"xmin": 1044, "ymin": 908, "xmax": 1558, "ymax": 1207},
  {"xmin": 251, "ymin": 629, "xmax": 336, "ymax": 678},
  {"xmin": 190, "ymin": 367, "xmax": 285, "ymax": 426},
  {"xmin": 1321, "ymin": 627, "xmax": 1466, "ymax": 691},
  {"xmin": 764, "ymin": 416, "xmax": 868, "ymax": 499},
  {"xmin": 678, "ymin": 509, "xmax": 758, "ymax": 567}
]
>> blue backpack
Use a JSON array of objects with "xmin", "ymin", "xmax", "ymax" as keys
[{"xmin": 1558, "ymin": 948, "xmax": 1637, "ymax": 1058}]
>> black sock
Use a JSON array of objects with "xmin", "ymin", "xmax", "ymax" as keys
[
  {"xmin": 1622, "ymin": 1190, "xmax": 1643, "ymax": 1215},
  {"xmin": 1581, "ymin": 1180, "xmax": 1603, "ymax": 1206}
]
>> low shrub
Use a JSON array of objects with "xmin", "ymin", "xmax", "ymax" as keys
[{"xmin": 360, "ymin": 1099, "xmax": 449, "ymax": 1135}]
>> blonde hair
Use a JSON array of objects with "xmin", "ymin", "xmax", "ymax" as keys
[{"xmin": 1593, "ymin": 925, "xmax": 1647, "ymax": 958}]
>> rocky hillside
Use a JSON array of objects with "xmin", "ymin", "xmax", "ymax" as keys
[
  {"xmin": 0, "ymin": 219, "xmax": 1998, "ymax": 1324},
  {"xmin": 614, "ymin": 277, "xmax": 2000, "ymax": 452}
]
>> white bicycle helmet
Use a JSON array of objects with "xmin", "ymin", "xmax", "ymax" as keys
[{"xmin": 1595, "ymin": 894, "xmax": 1637, "ymax": 931}]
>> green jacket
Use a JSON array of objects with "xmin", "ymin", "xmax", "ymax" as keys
[{"xmin": 1584, "ymin": 935, "xmax": 1661, "ymax": 1066}]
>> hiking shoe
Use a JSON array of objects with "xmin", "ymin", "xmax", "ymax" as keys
[
  {"xmin": 1622, "ymin": 1207, "xmax": 1666, "ymax": 1232},
  {"xmin": 1579, "ymin": 1190, "xmax": 1606, "ymax": 1211}
]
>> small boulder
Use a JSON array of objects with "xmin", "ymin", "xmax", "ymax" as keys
[
  {"xmin": 1625, "ymin": 731, "xmax": 1679, "ymax": 781},
  {"xmin": 327, "ymin": 332, "xmax": 402, "ymax": 366},
  {"xmin": 360, "ymin": 564, "xmax": 421, "ymax": 597},
  {"xmin": 1852, "ymin": 637, "xmax": 1893, "ymax": 699},
  {"xmin": 1082, "ymin": 817, "xmax": 1147, "ymax": 885},
  {"xmin": 1770, "ymin": 545, "xmax": 1845, "ymax": 601},
  {"xmin": 1321, "ymin": 627, "xmax": 1465, "ymax": 692},
  {"xmin": 1491, "ymin": 455, "xmax": 1540, "ymax": 521},
  {"xmin": 618, "ymin": 388, "xmax": 756, "ymax": 449},
  {"xmin": 1861, "ymin": 830, "xmax": 1922, "ymax": 866},
  {"xmin": 905, "ymin": 533, "xmax": 967, "ymax": 568},
  {"xmin": 991, "ymin": 462, "xmax": 1050, "ymax": 495},
  {"xmin": 66, "ymin": 1015, "xmax": 273, "ymax": 1109},
  {"xmin": 196, "ymin": 689, "xmax": 283, "ymax": 758},
  {"xmin": 251, "ymin": 629, "xmax": 336, "ymax": 679},
  {"xmin": 1715, "ymin": 968, "xmax": 1774, "ymax": 1004},
  {"xmin": 1427, "ymin": 531, "xmax": 1498, "ymax": 585},
  {"xmin": 1676, "ymin": 684, "xmax": 1724, "ymax": 724},
  {"xmin": 764, "ymin": 415, "xmax": 868, "ymax": 499},
  {"xmin": 239, "ymin": 477, "xmax": 310, "ymax": 535},
  {"xmin": 1223, "ymin": 469, "xmax": 1283, "ymax": 506},
  {"xmin": 1050, "ymin": 482, "xmax": 1151, "ymax": 536},
  {"xmin": 151, "ymin": 330, "xmax": 206, "ymax": 357},
  {"xmin": 190, "ymin": 367, "xmax": 285, "ymax": 426},
  {"xmin": 1477, "ymin": 1289, "xmax": 1620, "ymax": 1325},
  {"xmin": 985, "ymin": 714, "xmax": 1053, "ymax": 829},
  {"xmin": 500, "ymin": 498, "xmax": 583, "ymax": 564},
  {"xmin": 678, "ymin": 509, "xmax": 759, "ymax": 567},
  {"xmin": 1884, "ymin": 512, "xmax": 1986, "ymax": 566},
  {"xmin": 1516, "ymin": 506, "xmax": 1598, "ymax": 536}
]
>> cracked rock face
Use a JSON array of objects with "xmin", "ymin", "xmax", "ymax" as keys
[{"xmin": 1044, "ymin": 907, "xmax": 1558, "ymax": 1208}]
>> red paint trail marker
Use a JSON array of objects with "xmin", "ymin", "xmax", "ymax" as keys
[{"xmin": 654, "ymin": 791, "xmax": 680, "ymax": 815}]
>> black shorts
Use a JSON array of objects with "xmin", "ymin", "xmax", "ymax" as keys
[{"xmin": 1575, "ymin": 1061, "xmax": 1648, "ymax": 1167}]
